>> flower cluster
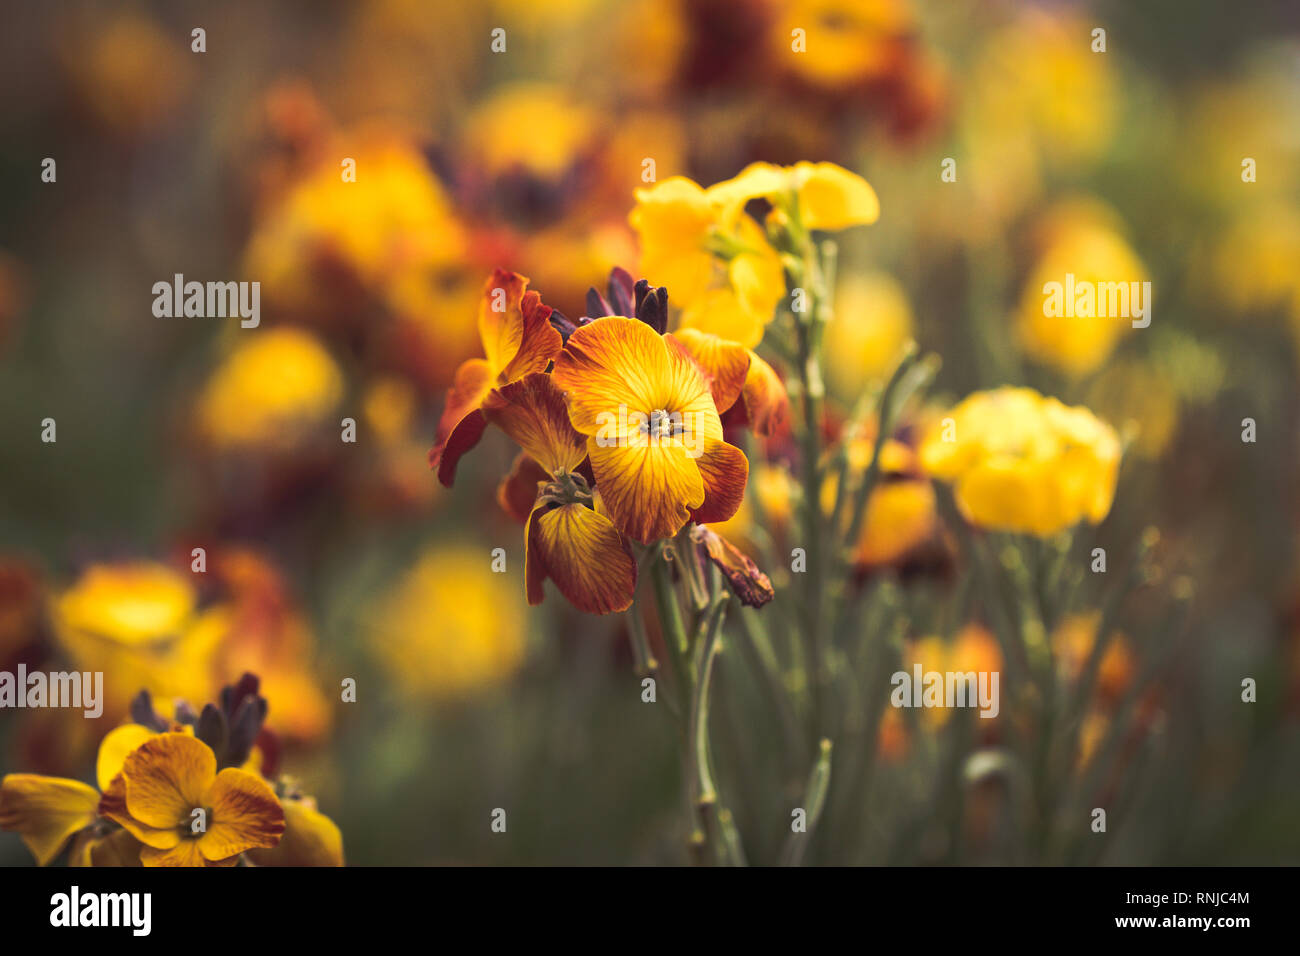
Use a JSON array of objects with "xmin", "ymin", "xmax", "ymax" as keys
[{"xmin": 0, "ymin": 675, "xmax": 342, "ymax": 867}]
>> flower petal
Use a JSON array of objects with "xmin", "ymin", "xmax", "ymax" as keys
[
  {"xmin": 0, "ymin": 774, "xmax": 100, "ymax": 866},
  {"xmin": 729, "ymin": 350, "xmax": 790, "ymax": 437},
  {"xmin": 121, "ymin": 733, "xmax": 215, "ymax": 831},
  {"xmin": 70, "ymin": 827, "xmax": 143, "ymax": 867},
  {"xmin": 587, "ymin": 438, "xmax": 705, "ymax": 544},
  {"xmin": 140, "ymin": 840, "xmax": 207, "ymax": 867},
  {"xmin": 690, "ymin": 438, "xmax": 749, "ymax": 525},
  {"xmin": 791, "ymin": 162, "xmax": 880, "ymax": 230},
  {"xmin": 96, "ymin": 723, "xmax": 157, "ymax": 792},
  {"xmin": 98, "ymin": 774, "xmax": 180, "ymax": 849},
  {"xmin": 552, "ymin": 317, "xmax": 666, "ymax": 435},
  {"xmin": 483, "ymin": 372, "xmax": 587, "ymax": 477},
  {"xmin": 198, "ymin": 768, "xmax": 285, "ymax": 860},
  {"xmin": 429, "ymin": 357, "xmax": 493, "ymax": 486},
  {"xmin": 246, "ymin": 798, "xmax": 344, "ymax": 867},
  {"xmin": 477, "ymin": 269, "xmax": 528, "ymax": 373},
  {"xmin": 527, "ymin": 502, "xmax": 636, "ymax": 614},
  {"xmin": 672, "ymin": 328, "xmax": 750, "ymax": 415}
]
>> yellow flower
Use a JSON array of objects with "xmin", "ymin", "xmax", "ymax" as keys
[
  {"xmin": 903, "ymin": 625, "xmax": 1003, "ymax": 727},
  {"xmin": 1052, "ymin": 612, "xmax": 1136, "ymax": 705},
  {"xmin": 920, "ymin": 387, "xmax": 1121, "ymax": 537},
  {"xmin": 712, "ymin": 161, "xmax": 881, "ymax": 232},
  {"xmin": 483, "ymin": 373, "xmax": 638, "ymax": 614},
  {"xmin": 99, "ymin": 733, "xmax": 284, "ymax": 867},
  {"xmin": 552, "ymin": 317, "xmax": 749, "ymax": 544},
  {"xmin": 1016, "ymin": 200, "xmax": 1149, "ymax": 378},
  {"xmin": 0, "ymin": 722, "xmax": 165, "ymax": 865},
  {"xmin": 369, "ymin": 546, "xmax": 527, "ymax": 701},
  {"xmin": 196, "ymin": 328, "xmax": 344, "ymax": 451},
  {"xmin": 463, "ymin": 83, "xmax": 598, "ymax": 181},
  {"xmin": 767, "ymin": 0, "xmax": 916, "ymax": 90},
  {"xmin": 244, "ymin": 132, "xmax": 466, "ymax": 313},
  {"xmin": 824, "ymin": 271, "xmax": 914, "ymax": 396},
  {"xmin": 53, "ymin": 562, "xmax": 224, "ymax": 712},
  {"xmin": 630, "ymin": 177, "xmax": 785, "ymax": 349}
]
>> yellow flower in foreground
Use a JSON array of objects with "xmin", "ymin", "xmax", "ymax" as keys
[
  {"xmin": 552, "ymin": 317, "xmax": 749, "ymax": 544},
  {"xmin": 0, "ymin": 723, "xmax": 164, "ymax": 865},
  {"xmin": 196, "ymin": 327, "xmax": 344, "ymax": 450},
  {"xmin": 920, "ymin": 387, "xmax": 1121, "ymax": 537},
  {"xmin": 369, "ymin": 546, "xmax": 526, "ymax": 700},
  {"xmin": 99, "ymin": 733, "xmax": 284, "ymax": 867}
]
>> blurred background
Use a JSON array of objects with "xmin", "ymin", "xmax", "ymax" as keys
[{"xmin": 1, "ymin": 0, "xmax": 1298, "ymax": 864}]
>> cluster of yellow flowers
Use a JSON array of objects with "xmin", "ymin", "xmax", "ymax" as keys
[{"xmin": 0, "ymin": 675, "xmax": 342, "ymax": 867}]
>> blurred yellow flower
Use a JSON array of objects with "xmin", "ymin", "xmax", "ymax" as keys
[
  {"xmin": 196, "ymin": 328, "xmax": 344, "ymax": 451},
  {"xmin": 369, "ymin": 547, "xmax": 526, "ymax": 700},
  {"xmin": 767, "ymin": 0, "xmax": 915, "ymax": 90},
  {"xmin": 961, "ymin": 12, "xmax": 1117, "ymax": 227},
  {"xmin": 824, "ymin": 271, "xmax": 914, "ymax": 395},
  {"xmin": 52, "ymin": 562, "xmax": 224, "ymax": 715},
  {"xmin": 920, "ymin": 387, "xmax": 1121, "ymax": 537},
  {"xmin": 903, "ymin": 624, "xmax": 1003, "ymax": 727},
  {"xmin": 244, "ymin": 133, "xmax": 466, "ymax": 315},
  {"xmin": 1016, "ymin": 201, "xmax": 1149, "ymax": 378},
  {"xmin": 463, "ymin": 83, "xmax": 598, "ymax": 181}
]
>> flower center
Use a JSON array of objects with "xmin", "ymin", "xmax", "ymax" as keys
[{"xmin": 644, "ymin": 408, "xmax": 681, "ymax": 440}]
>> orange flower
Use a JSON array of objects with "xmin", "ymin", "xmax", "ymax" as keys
[
  {"xmin": 98, "ymin": 733, "xmax": 284, "ymax": 867},
  {"xmin": 429, "ymin": 270, "xmax": 562, "ymax": 485},
  {"xmin": 484, "ymin": 373, "xmax": 637, "ymax": 613},
  {"xmin": 552, "ymin": 317, "xmax": 749, "ymax": 544}
]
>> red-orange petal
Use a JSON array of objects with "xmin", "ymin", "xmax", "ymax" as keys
[
  {"xmin": 498, "ymin": 452, "xmax": 550, "ymax": 524},
  {"xmin": 690, "ymin": 438, "xmax": 749, "ymax": 525},
  {"xmin": 429, "ymin": 357, "xmax": 493, "ymax": 486},
  {"xmin": 526, "ymin": 502, "xmax": 636, "ymax": 614},
  {"xmin": 482, "ymin": 372, "xmax": 587, "ymax": 477},
  {"xmin": 738, "ymin": 350, "xmax": 789, "ymax": 437},
  {"xmin": 499, "ymin": 289, "xmax": 562, "ymax": 383}
]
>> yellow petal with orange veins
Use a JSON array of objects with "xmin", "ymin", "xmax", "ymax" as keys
[
  {"xmin": 198, "ymin": 768, "xmax": 285, "ymax": 860},
  {"xmin": 140, "ymin": 839, "xmax": 207, "ymax": 867},
  {"xmin": 96, "ymin": 723, "xmax": 156, "ymax": 792},
  {"xmin": 792, "ymin": 162, "xmax": 880, "ymax": 230},
  {"xmin": 690, "ymin": 438, "xmax": 749, "ymax": 525},
  {"xmin": 246, "ymin": 799, "xmax": 344, "ymax": 867},
  {"xmin": 477, "ymin": 269, "xmax": 530, "ymax": 373},
  {"xmin": 528, "ymin": 502, "xmax": 636, "ymax": 614},
  {"xmin": 0, "ymin": 774, "xmax": 100, "ymax": 866},
  {"xmin": 483, "ymin": 372, "xmax": 588, "ymax": 477},
  {"xmin": 671, "ymin": 328, "xmax": 750, "ymax": 415},
  {"xmin": 587, "ymin": 438, "xmax": 705, "ymax": 544},
  {"xmin": 98, "ymin": 774, "xmax": 180, "ymax": 849},
  {"xmin": 498, "ymin": 289, "xmax": 562, "ymax": 384},
  {"xmin": 735, "ymin": 350, "xmax": 789, "ymax": 436},
  {"xmin": 553, "ymin": 317, "xmax": 666, "ymax": 435},
  {"xmin": 121, "ymin": 733, "xmax": 215, "ymax": 831}
]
